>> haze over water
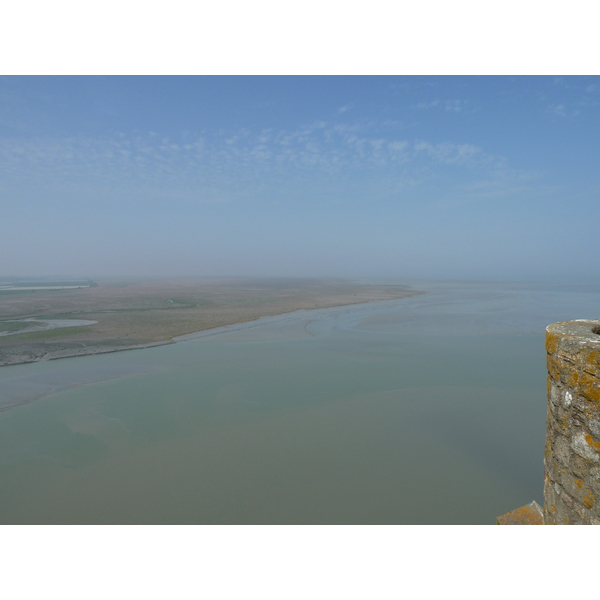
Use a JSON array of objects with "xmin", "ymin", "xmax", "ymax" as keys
[{"xmin": 1, "ymin": 281, "xmax": 598, "ymax": 524}]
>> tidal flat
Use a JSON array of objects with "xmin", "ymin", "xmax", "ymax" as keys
[
  {"xmin": 0, "ymin": 278, "xmax": 419, "ymax": 366},
  {"xmin": 0, "ymin": 281, "xmax": 598, "ymax": 524}
]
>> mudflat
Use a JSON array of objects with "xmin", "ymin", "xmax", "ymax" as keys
[{"xmin": 0, "ymin": 278, "xmax": 420, "ymax": 366}]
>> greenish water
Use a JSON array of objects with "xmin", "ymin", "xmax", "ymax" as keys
[{"xmin": 0, "ymin": 281, "xmax": 598, "ymax": 524}]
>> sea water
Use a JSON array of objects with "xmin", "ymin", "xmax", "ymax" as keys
[{"xmin": 0, "ymin": 281, "xmax": 598, "ymax": 524}]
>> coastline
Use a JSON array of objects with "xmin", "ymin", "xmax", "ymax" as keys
[
  {"xmin": 0, "ymin": 284, "xmax": 424, "ymax": 367},
  {"xmin": 0, "ymin": 290, "xmax": 424, "ymax": 413},
  {"xmin": 1, "ymin": 339, "xmax": 176, "ymax": 369}
]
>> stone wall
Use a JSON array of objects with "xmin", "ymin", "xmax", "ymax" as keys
[{"xmin": 544, "ymin": 320, "xmax": 600, "ymax": 524}]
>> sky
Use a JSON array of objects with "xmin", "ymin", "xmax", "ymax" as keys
[{"xmin": 1, "ymin": 75, "xmax": 599, "ymax": 282}]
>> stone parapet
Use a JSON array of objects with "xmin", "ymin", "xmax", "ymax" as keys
[
  {"xmin": 544, "ymin": 320, "xmax": 600, "ymax": 524},
  {"xmin": 497, "ymin": 501, "xmax": 543, "ymax": 524}
]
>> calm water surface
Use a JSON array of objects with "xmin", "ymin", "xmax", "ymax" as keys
[{"xmin": 1, "ymin": 281, "xmax": 599, "ymax": 524}]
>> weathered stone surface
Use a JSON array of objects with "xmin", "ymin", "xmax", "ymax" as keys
[
  {"xmin": 554, "ymin": 435, "xmax": 571, "ymax": 465},
  {"xmin": 544, "ymin": 319, "xmax": 600, "ymax": 524},
  {"xmin": 550, "ymin": 381, "xmax": 560, "ymax": 407},
  {"xmin": 559, "ymin": 470, "xmax": 580, "ymax": 494},
  {"xmin": 590, "ymin": 466, "xmax": 600, "ymax": 486},
  {"xmin": 497, "ymin": 501, "xmax": 543, "ymax": 525},
  {"xmin": 588, "ymin": 417, "xmax": 600, "ymax": 437},
  {"xmin": 570, "ymin": 453, "xmax": 591, "ymax": 479},
  {"xmin": 571, "ymin": 433, "xmax": 600, "ymax": 462}
]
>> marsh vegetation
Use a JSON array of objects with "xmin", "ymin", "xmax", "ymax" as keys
[{"xmin": 0, "ymin": 278, "xmax": 419, "ymax": 365}]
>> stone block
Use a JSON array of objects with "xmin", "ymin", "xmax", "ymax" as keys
[
  {"xmin": 570, "ymin": 453, "xmax": 591, "ymax": 479},
  {"xmin": 559, "ymin": 470, "xmax": 586, "ymax": 504},
  {"xmin": 571, "ymin": 433, "xmax": 600, "ymax": 462},
  {"xmin": 544, "ymin": 320, "xmax": 600, "ymax": 524},
  {"xmin": 550, "ymin": 382, "xmax": 560, "ymax": 407}
]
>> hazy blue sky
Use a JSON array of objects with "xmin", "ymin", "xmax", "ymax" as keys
[{"xmin": 1, "ymin": 76, "xmax": 599, "ymax": 282}]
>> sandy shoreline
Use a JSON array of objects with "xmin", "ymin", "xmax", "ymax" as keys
[{"xmin": 0, "ymin": 279, "xmax": 423, "ymax": 367}]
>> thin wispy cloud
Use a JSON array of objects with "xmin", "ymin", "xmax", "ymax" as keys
[
  {"xmin": 413, "ymin": 140, "xmax": 482, "ymax": 165},
  {"xmin": 443, "ymin": 99, "xmax": 466, "ymax": 113},
  {"xmin": 546, "ymin": 103, "xmax": 567, "ymax": 117},
  {"xmin": 0, "ymin": 120, "xmax": 509, "ymax": 204},
  {"xmin": 414, "ymin": 98, "xmax": 474, "ymax": 113},
  {"xmin": 545, "ymin": 102, "xmax": 583, "ymax": 118},
  {"xmin": 415, "ymin": 99, "xmax": 440, "ymax": 109},
  {"xmin": 538, "ymin": 77, "xmax": 600, "ymax": 119}
]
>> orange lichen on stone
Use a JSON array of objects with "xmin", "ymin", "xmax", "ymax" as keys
[
  {"xmin": 575, "ymin": 478, "xmax": 584, "ymax": 489},
  {"xmin": 585, "ymin": 434, "xmax": 600, "ymax": 450},
  {"xmin": 581, "ymin": 347, "xmax": 600, "ymax": 375},
  {"xmin": 583, "ymin": 489, "xmax": 595, "ymax": 509},
  {"xmin": 546, "ymin": 331, "xmax": 560, "ymax": 355},
  {"xmin": 547, "ymin": 354, "xmax": 565, "ymax": 382},
  {"xmin": 497, "ymin": 501, "xmax": 543, "ymax": 525},
  {"xmin": 579, "ymin": 373, "xmax": 600, "ymax": 402},
  {"xmin": 564, "ymin": 362, "xmax": 582, "ymax": 389},
  {"xmin": 584, "ymin": 389, "xmax": 600, "ymax": 403},
  {"xmin": 548, "ymin": 355, "xmax": 600, "ymax": 402}
]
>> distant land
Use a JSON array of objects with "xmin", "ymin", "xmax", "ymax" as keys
[{"xmin": 0, "ymin": 278, "xmax": 422, "ymax": 366}]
